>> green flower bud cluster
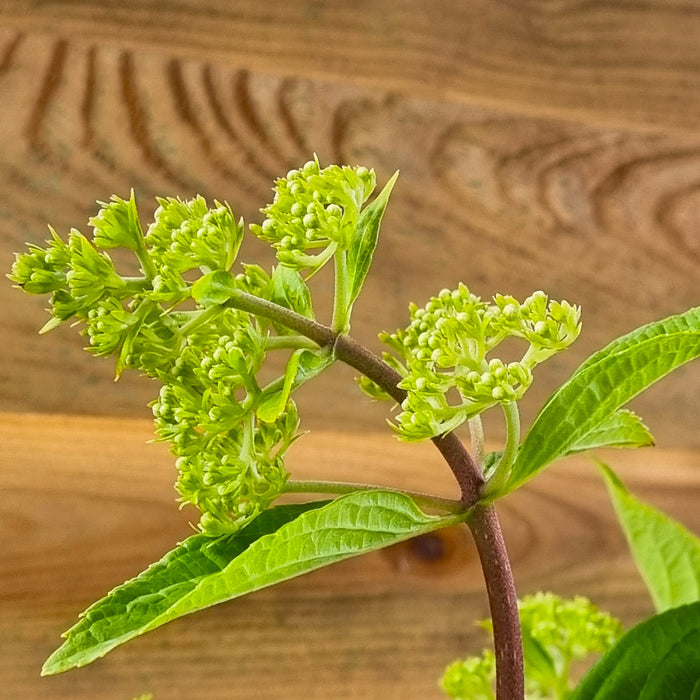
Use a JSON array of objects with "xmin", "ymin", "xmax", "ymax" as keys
[
  {"xmin": 85, "ymin": 297, "xmax": 142, "ymax": 358},
  {"xmin": 9, "ymin": 228, "xmax": 70, "ymax": 295},
  {"xmin": 441, "ymin": 593, "xmax": 622, "ymax": 700},
  {"xmin": 516, "ymin": 592, "xmax": 622, "ymax": 667},
  {"xmin": 142, "ymin": 195, "xmax": 243, "ymax": 304},
  {"xmin": 250, "ymin": 158, "xmax": 376, "ymax": 271},
  {"xmin": 175, "ymin": 408, "xmax": 298, "ymax": 537},
  {"xmin": 89, "ymin": 191, "xmax": 144, "ymax": 252},
  {"xmin": 89, "ymin": 300, "xmax": 183, "ymax": 376},
  {"xmin": 11, "ymin": 190, "xmax": 310, "ymax": 535},
  {"xmin": 491, "ymin": 291, "xmax": 581, "ymax": 365},
  {"xmin": 365, "ymin": 284, "xmax": 580, "ymax": 441},
  {"xmin": 151, "ymin": 311, "xmax": 299, "ymax": 534},
  {"xmin": 146, "ymin": 195, "xmax": 243, "ymax": 276},
  {"xmin": 440, "ymin": 651, "xmax": 495, "ymax": 700},
  {"xmin": 67, "ymin": 230, "xmax": 129, "ymax": 308}
]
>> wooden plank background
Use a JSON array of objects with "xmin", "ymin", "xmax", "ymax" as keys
[
  {"xmin": 0, "ymin": 2, "xmax": 698, "ymax": 698},
  {"xmin": 3, "ymin": 412, "xmax": 700, "ymax": 699},
  {"xmin": 0, "ymin": 2, "xmax": 698, "ymax": 444}
]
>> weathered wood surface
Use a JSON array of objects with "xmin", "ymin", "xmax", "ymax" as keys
[
  {"xmin": 1, "ymin": 0, "xmax": 699, "ymax": 133},
  {"xmin": 1, "ymin": 7, "xmax": 699, "ymax": 445},
  {"xmin": 2, "ymin": 412, "xmax": 699, "ymax": 698}
]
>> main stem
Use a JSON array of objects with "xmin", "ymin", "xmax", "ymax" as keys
[
  {"xmin": 469, "ymin": 505, "xmax": 524, "ymax": 699},
  {"xmin": 224, "ymin": 288, "xmax": 523, "ymax": 699}
]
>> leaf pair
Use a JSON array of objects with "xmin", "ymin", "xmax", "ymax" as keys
[
  {"xmin": 567, "ymin": 464, "xmax": 700, "ymax": 697},
  {"xmin": 498, "ymin": 306, "xmax": 700, "ymax": 496},
  {"xmin": 42, "ymin": 490, "xmax": 463, "ymax": 675}
]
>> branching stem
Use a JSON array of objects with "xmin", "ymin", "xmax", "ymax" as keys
[
  {"xmin": 284, "ymin": 479, "xmax": 464, "ymax": 514},
  {"xmin": 484, "ymin": 401, "xmax": 520, "ymax": 497},
  {"xmin": 331, "ymin": 249, "xmax": 351, "ymax": 333},
  {"xmin": 469, "ymin": 505, "xmax": 524, "ymax": 699},
  {"xmin": 224, "ymin": 288, "xmax": 523, "ymax": 699}
]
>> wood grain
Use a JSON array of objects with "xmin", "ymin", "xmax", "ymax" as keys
[
  {"xmin": 2, "ymin": 412, "xmax": 699, "ymax": 698},
  {"xmin": 0, "ymin": 25, "xmax": 698, "ymax": 446},
  {"xmin": 0, "ymin": 1, "xmax": 699, "ymax": 133}
]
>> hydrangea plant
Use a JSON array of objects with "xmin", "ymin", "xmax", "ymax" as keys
[{"xmin": 9, "ymin": 160, "xmax": 700, "ymax": 698}]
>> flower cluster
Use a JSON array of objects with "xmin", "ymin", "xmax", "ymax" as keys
[
  {"xmin": 441, "ymin": 651, "xmax": 496, "ymax": 700},
  {"xmin": 10, "ymin": 191, "xmax": 305, "ymax": 535},
  {"xmin": 516, "ymin": 592, "xmax": 622, "ymax": 666},
  {"xmin": 145, "ymin": 195, "xmax": 243, "ymax": 275},
  {"xmin": 441, "ymin": 593, "xmax": 622, "ymax": 700},
  {"xmin": 491, "ymin": 291, "xmax": 581, "ymax": 365},
  {"xmin": 9, "ymin": 227, "xmax": 70, "ymax": 295},
  {"xmin": 176, "ymin": 401, "xmax": 298, "ymax": 536},
  {"xmin": 89, "ymin": 191, "xmax": 145, "ymax": 252},
  {"xmin": 360, "ymin": 284, "xmax": 580, "ymax": 441},
  {"xmin": 250, "ymin": 158, "xmax": 376, "ymax": 271},
  {"xmin": 150, "ymin": 307, "xmax": 301, "ymax": 534}
]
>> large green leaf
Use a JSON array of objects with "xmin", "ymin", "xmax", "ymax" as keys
[
  {"xmin": 347, "ymin": 171, "xmax": 398, "ymax": 309},
  {"xmin": 570, "ymin": 601, "xmax": 700, "ymax": 699},
  {"xmin": 42, "ymin": 502, "xmax": 323, "ymax": 675},
  {"xmin": 599, "ymin": 462, "xmax": 700, "ymax": 612},
  {"xmin": 43, "ymin": 490, "xmax": 459, "ymax": 675},
  {"xmin": 504, "ymin": 306, "xmax": 700, "ymax": 494}
]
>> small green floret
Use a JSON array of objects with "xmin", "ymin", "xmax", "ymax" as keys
[
  {"xmin": 441, "ymin": 593, "xmax": 622, "ymax": 700},
  {"xmin": 251, "ymin": 158, "xmax": 376, "ymax": 271},
  {"xmin": 89, "ymin": 190, "xmax": 144, "ymax": 252},
  {"xmin": 441, "ymin": 650, "xmax": 496, "ymax": 700}
]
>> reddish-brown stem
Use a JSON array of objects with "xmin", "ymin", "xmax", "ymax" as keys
[
  {"xmin": 225, "ymin": 289, "xmax": 523, "ymax": 698},
  {"xmin": 333, "ymin": 333, "xmax": 484, "ymax": 505},
  {"xmin": 469, "ymin": 505, "xmax": 524, "ymax": 699}
]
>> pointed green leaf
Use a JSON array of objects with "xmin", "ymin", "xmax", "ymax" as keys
[
  {"xmin": 294, "ymin": 347, "xmax": 335, "ymax": 384},
  {"xmin": 256, "ymin": 349, "xmax": 302, "ymax": 422},
  {"xmin": 565, "ymin": 410, "xmax": 654, "ymax": 454},
  {"xmin": 42, "ymin": 501, "xmax": 324, "ymax": 675},
  {"xmin": 257, "ymin": 347, "xmax": 336, "ymax": 423},
  {"xmin": 269, "ymin": 265, "xmax": 314, "ymax": 319},
  {"xmin": 347, "ymin": 171, "xmax": 398, "ymax": 307},
  {"xmin": 599, "ymin": 462, "xmax": 700, "ymax": 612},
  {"xmin": 43, "ymin": 491, "xmax": 458, "ymax": 675},
  {"xmin": 504, "ymin": 307, "xmax": 700, "ymax": 494},
  {"xmin": 570, "ymin": 601, "xmax": 700, "ymax": 699}
]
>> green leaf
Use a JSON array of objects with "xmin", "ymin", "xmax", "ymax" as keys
[
  {"xmin": 257, "ymin": 347, "xmax": 336, "ymax": 423},
  {"xmin": 191, "ymin": 269, "xmax": 236, "ymax": 307},
  {"xmin": 256, "ymin": 349, "xmax": 302, "ymax": 422},
  {"xmin": 504, "ymin": 306, "xmax": 700, "ymax": 494},
  {"xmin": 269, "ymin": 264, "xmax": 314, "ymax": 319},
  {"xmin": 599, "ymin": 462, "xmax": 700, "ymax": 612},
  {"xmin": 347, "ymin": 171, "xmax": 398, "ymax": 308},
  {"xmin": 294, "ymin": 347, "xmax": 335, "ymax": 384},
  {"xmin": 570, "ymin": 601, "xmax": 700, "ymax": 699},
  {"xmin": 565, "ymin": 410, "xmax": 654, "ymax": 454},
  {"xmin": 42, "ymin": 501, "xmax": 323, "ymax": 675},
  {"xmin": 43, "ymin": 490, "xmax": 458, "ymax": 675}
]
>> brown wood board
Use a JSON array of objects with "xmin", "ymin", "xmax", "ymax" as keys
[
  {"xmin": 0, "ymin": 21, "xmax": 698, "ymax": 444},
  {"xmin": 2, "ymin": 412, "xmax": 699, "ymax": 698}
]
